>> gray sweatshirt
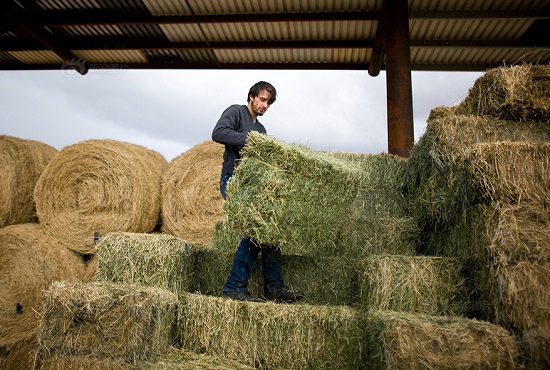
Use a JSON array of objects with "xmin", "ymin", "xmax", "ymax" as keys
[{"xmin": 212, "ymin": 104, "xmax": 267, "ymax": 174}]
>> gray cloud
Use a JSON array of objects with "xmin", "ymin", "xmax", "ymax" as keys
[{"xmin": 0, "ymin": 69, "xmax": 481, "ymax": 161}]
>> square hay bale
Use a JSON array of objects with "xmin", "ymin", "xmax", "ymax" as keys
[
  {"xmin": 365, "ymin": 310, "xmax": 519, "ymax": 370},
  {"xmin": 177, "ymin": 293, "xmax": 365, "ymax": 369},
  {"xmin": 425, "ymin": 201, "xmax": 550, "ymax": 331},
  {"xmin": 95, "ymin": 232, "xmax": 196, "ymax": 295},
  {"xmin": 193, "ymin": 247, "xmax": 363, "ymax": 306},
  {"xmin": 464, "ymin": 142, "xmax": 549, "ymax": 204},
  {"xmin": 359, "ymin": 255, "xmax": 466, "ymax": 316},
  {"xmin": 38, "ymin": 281, "xmax": 178, "ymax": 364},
  {"xmin": 456, "ymin": 64, "xmax": 550, "ymax": 122},
  {"xmin": 36, "ymin": 347, "xmax": 256, "ymax": 370},
  {"xmin": 404, "ymin": 113, "xmax": 550, "ymax": 227},
  {"xmin": 223, "ymin": 133, "xmax": 416, "ymax": 257}
]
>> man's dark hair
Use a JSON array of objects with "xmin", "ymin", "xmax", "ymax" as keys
[{"xmin": 248, "ymin": 81, "xmax": 277, "ymax": 104}]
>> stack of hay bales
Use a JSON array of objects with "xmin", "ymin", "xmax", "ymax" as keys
[
  {"xmin": 161, "ymin": 140, "xmax": 225, "ymax": 246},
  {"xmin": 0, "ymin": 223, "xmax": 93, "ymax": 369},
  {"xmin": 0, "ymin": 135, "xmax": 58, "ymax": 227},
  {"xmin": 405, "ymin": 64, "xmax": 550, "ymax": 369},
  {"xmin": 34, "ymin": 139, "xmax": 167, "ymax": 254},
  {"xmin": 32, "ymin": 233, "xmax": 261, "ymax": 369}
]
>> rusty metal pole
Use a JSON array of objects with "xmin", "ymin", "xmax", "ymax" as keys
[{"xmin": 385, "ymin": 0, "xmax": 414, "ymax": 158}]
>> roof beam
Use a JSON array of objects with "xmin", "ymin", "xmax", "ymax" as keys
[
  {"xmin": 1, "ymin": 38, "xmax": 549, "ymax": 52},
  {"xmin": 0, "ymin": 61, "xmax": 508, "ymax": 71},
  {"xmin": 1, "ymin": 9, "xmax": 548, "ymax": 29},
  {"xmin": 1, "ymin": 0, "xmax": 87, "ymax": 74}
]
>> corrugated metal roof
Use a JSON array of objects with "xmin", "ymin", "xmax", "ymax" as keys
[{"xmin": 0, "ymin": 0, "xmax": 548, "ymax": 72}]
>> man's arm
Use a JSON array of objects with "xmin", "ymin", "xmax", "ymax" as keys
[{"xmin": 212, "ymin": 105, "xmax": 248, "ymax": 146}]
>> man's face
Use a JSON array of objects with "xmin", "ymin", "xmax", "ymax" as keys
[{"xmin": 249, "ymin": 90, "xmax": 272, "ymax": 117}]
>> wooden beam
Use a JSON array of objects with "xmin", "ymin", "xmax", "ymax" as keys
[{"xmin": 384, "ymin": 0, "xmax": 414, "ymax": 158}]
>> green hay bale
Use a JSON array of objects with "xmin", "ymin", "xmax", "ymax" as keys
[
  {"xmin": 38, "ymin": 281, "xmax": 178, "ymax": 364},
  {"xmin": 457, "ymin": 64, "xmax": 550, "ymax": 122},
  {"xmin": 224, "ymin": 156, "xmax": 359, "ymax": 256},
  {"xmin": 359, "ymin": 255, "xmax": 466, "ymax": 316},
  {"xmin": 194, "ymin": 247, "xmax": 362, "ymax": 307},
  {"xmin": 404, "ymin": 112, "xmax": 550, "ymax": 228},
  {"xmin": 36, "ymin": 347, "xmax": 255, "ymax": 370},
  {"xmin": 178, "ymin": 292, "xmax": 365, "ymax": 369},
  {"xmin": 365, "ymin": 310, "xmax": 519, "ymax": 370},
  {"xmin": 95, "ymin": 232, "xmax": 197, "ymax": 295},
  {"xmin": 223, "ymin": 133, "xmax": 416, "ymax": 257}
]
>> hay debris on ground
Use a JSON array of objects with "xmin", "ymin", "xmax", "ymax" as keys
[
  {"xmin": 0, "ymin": 224, "xmax": 91, "ymax": 348},
  {"xmin": 38, "ymin": 281, "xmax": 178, "ymax": 364},
  {"xmin": 456, "ymin": 64, "xmax": 550, "ymax": 122},
  {"xmin": 0, "ymin": 135, "xmax": 58, "ymax": 227},
  {"xmin": 34, "ymin": 139, "xmax": 167, "ymax": 254},
  {"xmin": 359, "ymin": 255, "xmax": 466, "ymax": 316},
  {"xmin": 178, "ymin": 292, "xmax": 365, "ymax": 370},
  {"xmin": 95, "ymin": 232, "xmax": 197, "ymax": 295},
  {"xmin": 161, "ymin": 140, "xmax": 225, "ymax": 246},
  {"xmin": 365, "ymin": 310, "xmax": 519, "ymax": 370},
  {"xmin": 221, "ymin": 132, "xmax": 416, "ymax": 257}
]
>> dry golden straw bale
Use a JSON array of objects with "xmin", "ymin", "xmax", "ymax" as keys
[
  {"xmin": 365, "ymin": 310, "xmax": 519, "ymax": 370},
  {"xmin": 457, "ymin": 64, "xmax": 550, "ymax": 122},
  {"xmin": 222, "ymin": 132, "xmax": 416, "ymax": 257},
  {"xmin": 359, "ymin": 255, "xmax": 466, "ymax": 316},
  {"xmin": 39, "ymin": 281, "xmax": 178, "ymax": 364},
  {"xmin": 0, "ymin": 223, "xmax": 91, "ymax": 348},
  {"xmin": 465, "ymin": 141, "xmax": 549, "ymax": 204},
  {"xmin": 95, "ymin": 232, "xmax": 197, "ymax": 295},
  {"xmin": 161, "ymin": 140, "xmax": 225, "ymax": 246},
  {"xmin": 0, "ymin": 135, "xmax": 58, "ymax": 227},
  {"xmin": 178, "ymin": 292, "xmax": 365, "ymax": 369},
  {"xmin": 36, "ymin": 347, "xmax": 255, "ymax": 370},
  {"xmin": 404, "ymin": 113, "xmax": 550, "ymax": 227},
  {"xmin": 34, "ymin": 139, "xmax": 167, "ymax": 254}
]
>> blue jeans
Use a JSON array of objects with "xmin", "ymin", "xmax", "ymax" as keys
[{"xmin": 220, "ymin": 173, "xmax": 284, "ymax": 294}]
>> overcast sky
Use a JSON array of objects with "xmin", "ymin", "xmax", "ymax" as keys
[{"xmin": 0, "ymin": 68, "xmax": 482, "ymax": 161}]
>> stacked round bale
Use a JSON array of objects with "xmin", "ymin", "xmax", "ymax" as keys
[
  {"xmin": 161, "ymin": 140, "xmax": 225, "ymax": 246},
  {"xmin": 0, "ymin": 135, "xmax": 58, "ymax": 227},
  {"xmin": 0, "ymin": 223, "xmax": 93, "ymax": 369},
  {"xmin": 34, "ymin": 139, "xmax": 167, "ymax": 254},
  {"xmin": 404, "ymin": 64, "xmax": 550, "ymax": 369}
]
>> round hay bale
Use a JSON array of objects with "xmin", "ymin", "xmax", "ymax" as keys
[
  {"xmin": 34, "ymin": 139, "xmax": 167, "ymax": 253},
  {"xmin": 162, "ymin": 140, "xmax": 225, "ymax": 245},
  {"xmin": 0, "ymin": 135, "xmax": 58, "ymax": 227},
  {"xmin": 0, "ymin": 224, "xmax": 91, "ymax": 347}
]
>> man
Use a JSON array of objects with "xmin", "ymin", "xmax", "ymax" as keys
[{"xmin": 212, "ymin": 81, "xmax": 304, "ymax": 303}]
